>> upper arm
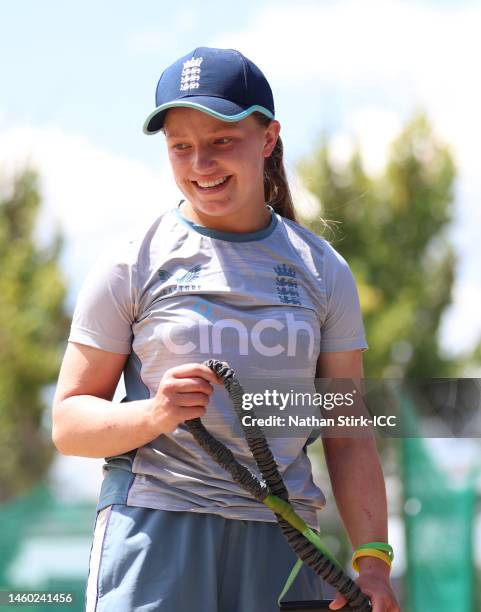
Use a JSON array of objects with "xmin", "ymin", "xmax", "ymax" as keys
[
  {"xmin": 316, "ymin": 349, "xmax": 364, "ymax": 379},
  {"xmin": 316, "ymin": 349, "xmax": 367, "ymax": 454},
  {"xmin": 54, "ymin": 245, "xmax": 135, "ymax": 411},
  {"xmin": 53, "ymin": 342, "xmax": 128, "ymax": 412}
]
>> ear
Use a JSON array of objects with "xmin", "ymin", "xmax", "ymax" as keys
[{"xmin": 263, "ymin": 120, "xmax": 281, "ymax": 158}]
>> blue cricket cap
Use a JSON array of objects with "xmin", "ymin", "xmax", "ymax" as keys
[{"xmin": 143, "ymin": 47, "xmax": 275, "ymax": 135}]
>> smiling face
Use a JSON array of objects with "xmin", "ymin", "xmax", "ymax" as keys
[{"xmin": 163, "ymin": 108, "xmax": 280, "ymax": 232}]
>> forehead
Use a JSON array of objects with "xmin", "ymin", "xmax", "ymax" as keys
[{"xmin": 163, "ymin": 107, "xmax": 252, "ymax": 137}]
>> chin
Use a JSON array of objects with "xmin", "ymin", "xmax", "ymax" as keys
[{"xmin": 187, "ymin": 194, "xmax": 236, "ymax": 214}]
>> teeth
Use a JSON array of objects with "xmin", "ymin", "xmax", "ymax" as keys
[{"xmin": 196, "ymin": 176, "xmax": 228, "ymax": 188}]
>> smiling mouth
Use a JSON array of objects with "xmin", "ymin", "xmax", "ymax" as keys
[{"xmin": 193, "ymin": 175, "xmax": 231, "ymax": 190}]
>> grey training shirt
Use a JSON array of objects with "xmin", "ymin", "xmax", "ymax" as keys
[{"xmin": 69, "ymin": 204, "xmax": 368, "ymax": 528}]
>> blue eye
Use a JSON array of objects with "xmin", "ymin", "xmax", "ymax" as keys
[{"xmin": 216, "ymin": 138, "xmax": 231, "ymax": 145}]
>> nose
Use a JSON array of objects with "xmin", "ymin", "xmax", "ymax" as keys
[{"xmin": 192, "ymin": 144, "xmax": 217, "ymax": 175}]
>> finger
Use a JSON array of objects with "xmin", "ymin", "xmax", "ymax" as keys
[
  {"xmin": 369, "ymin": 594, "xmax": 389, "ymax": 612},
  {"xmin": 328, "ymin": 594, "xmax": 347, "ymax": 610},
  {"xmin": 180, "ymin": 406, "xmax": 207, "ymax": 421},
  {"xmin": 170, "ymin": 363, "xmax": 222, "ymax": 385},
  {"xmin": 170, "ymin": 376, "xmax": 214, "ymax": 395},
  {"xmin": 372, "ymin": 601, "xmax": 386, "ymax": 612},
  {"xmin": 372, "ymin": 597, "xmax": 399, "ymax": 612},
  {"xmin": 174, "ymin": 392, "xmax": 211, "ymax": 407}
]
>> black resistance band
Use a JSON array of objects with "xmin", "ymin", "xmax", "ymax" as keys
[{"xmin": 184, "ymin": 359, "xmax": 371, "ymax": 612}]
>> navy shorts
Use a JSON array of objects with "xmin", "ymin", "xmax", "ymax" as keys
[{"xmin": 85, "ymin": 504, "xmax": 325, "ymax": 611}]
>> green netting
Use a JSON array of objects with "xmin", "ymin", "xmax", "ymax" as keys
[
  {"xmin": 0, "ymin": 482, "xmax": 52, "ymax": 585},
  {"xmin": 0, "ymin": 481, "xmax": 95, "ymax": 612},
  {"xmin": 401, "ymin": 394, "xmax": 477, "ymax": 612}
]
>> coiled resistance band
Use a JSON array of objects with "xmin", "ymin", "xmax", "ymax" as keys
[{"xmin": 184, "ymin": 359, "xmax": 371, "ymax": 611}]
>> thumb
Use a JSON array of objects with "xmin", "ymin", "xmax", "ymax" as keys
[{"xmin": 329, "ymin": 594, "xmax": 347, "ymax": 610}]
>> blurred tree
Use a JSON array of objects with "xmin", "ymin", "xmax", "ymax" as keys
[
  {"xmin": 0, "ymin": 167, "xmax": 69, "ymax": 502},
  {"xmin": 298, "ymin": 110, "xmax": 466, "ymax": 378}
]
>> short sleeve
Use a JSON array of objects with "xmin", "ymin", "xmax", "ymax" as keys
[
  {"xmin": 68, "ymin": 250, "xmax": 136, "ymax": 355},
  {"xmin": 319, "ymin": 245, "xmax": 368, "ymax": 353}
]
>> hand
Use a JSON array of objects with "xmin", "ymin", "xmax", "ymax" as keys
[
  {"xmin": 148, "ymin": 363, "xmax": 221, "ymax": 434},
  {"xmin": 329, "ymin": 560, "xmax": 400, "ymax": 612}
]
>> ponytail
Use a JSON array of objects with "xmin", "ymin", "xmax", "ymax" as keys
[{"xmin": 252, "ymin": 112, "xmax": 298, "ymax": 223}]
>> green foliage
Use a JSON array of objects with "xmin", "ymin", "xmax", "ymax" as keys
[
  {"xmin": 298, "ymin": 111, "xmax": 463, "ymax": 378},
  {"xmin": 0, "ymin": 167, "xmax": 69, "ymax": 502}
]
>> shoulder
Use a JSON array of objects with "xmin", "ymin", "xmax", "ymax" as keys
[
  {"xmin": 77, "ymin": 207, "xmax": 180, "ymax": 301},
  {"xmin": 71, "ymin": 208, "xmax": 182, "ymax": 341},
  {"xmin": 96, "ymin": 207, "xmax": 184, "ymax": 272},
  {"xmin": 276, "ymin": 215, "xmax": 352, "ymax": 279},
  {"xmin": 121, "ymin": 207, "xmax": 180, "ymax": 260}
]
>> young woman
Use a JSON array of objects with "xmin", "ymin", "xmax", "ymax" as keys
[{"xmin": 52, "ymin": 47, "xmax": 399, "ymax": 612}]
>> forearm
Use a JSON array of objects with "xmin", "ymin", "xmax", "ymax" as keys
[
  {"xmin": 323, "ymin": 436, "xmax": 397, "ymax": 608},
  {"xmin": 323, "ymin": 435, "xmax": 388, "ymax": 549},
  {"xmin": 52, "ymin": 395, "xmax": 157, "ymax": 458}
]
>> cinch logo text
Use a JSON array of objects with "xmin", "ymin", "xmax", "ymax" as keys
[{"xmin": 159, "ymin": 312, "xmax": 316, "ymax": 357}]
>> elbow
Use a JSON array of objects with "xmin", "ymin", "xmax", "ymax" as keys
[
  {"xmin": 51, "ymin": 424, "xmax": 71, "ymax": 455},
  {"xmin": 51, "ymin": 401, "xmax": 72, "ymax": 456},
  {"xmin": 51, "ymin": 428, "xmax": 67, "ymax": 455}
]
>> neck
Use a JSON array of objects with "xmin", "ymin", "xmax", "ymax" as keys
[{"xmin": 180, "ymin": 201, "xmax": 272, "ymax": 233}]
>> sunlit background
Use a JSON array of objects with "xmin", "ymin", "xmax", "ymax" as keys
[{"xmin": 1, "ymin": 1, "xmax": 480, "ymax": 610}]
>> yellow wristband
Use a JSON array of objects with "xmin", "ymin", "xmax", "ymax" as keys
[
  {"xmin": 355, "ymin": 541, "xmax": 394, "ymax": 562},
  {"xmin": 352, "ymin": 548, "xmax": 392, "ymax": 572},
  {"xmin": 353, "ymin": 546, "xmax": 392, "ymax": 563}
]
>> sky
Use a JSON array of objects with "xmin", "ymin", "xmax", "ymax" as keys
[{"xmin": 1, "ymin": 0, "xmax": 480, "ymax": 360}]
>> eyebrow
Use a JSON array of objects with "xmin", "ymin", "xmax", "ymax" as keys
[{"xmin": 164, "ymin": 123, "xmax": 242, "ymax": 138}]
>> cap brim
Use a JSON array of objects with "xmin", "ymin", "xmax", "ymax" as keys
[{"xmin": 143, "ymin": 97, "xmax": 274, "ymax": 135}]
